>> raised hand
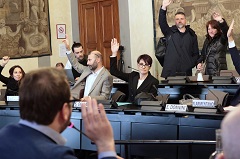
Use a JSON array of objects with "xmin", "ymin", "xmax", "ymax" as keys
[
  {"xmin": 227, "ymin": 19, "xmax": 234, "ymax": 38},
  {"xmin": 62, "ymin": 34, "xmax": 71, "ymax": 51},
  {"xmin": 111, "ymin": 38, "xmax": 119, "ymax": 57},
  {"xmin": 212, "ymin": 12, "xmax": 223, "ymax": 23},
  {"xmin": 162, "ymin": 0, "xmax": 173, "ymax": 10},
  {"xmin": 1, "ymin": 56, "xmax": 10, "ymax": 67},
  {"xmin": 81, "ymin": 97, "xmax": 115, "ymax": 154}
]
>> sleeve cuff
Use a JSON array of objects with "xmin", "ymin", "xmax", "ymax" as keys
[
  {"xmin": 229, "ymin": 41, "xmax": 236, "ymax": 48},
  {"xmin": 98, "ymin": 151, "xmax": 117, "ymax": 159},
  {"xmin": 66, "ymin": 50, "xmax": 71, "ymax": 54}
]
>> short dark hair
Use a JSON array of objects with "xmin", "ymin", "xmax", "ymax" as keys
[
  {"xmin": 9, "ymin": 65, "xmax": 25, "ymax": 79},
  {"xmin": 19, "ymin": 68, "xmax": 70, "ymax": 125},
  {"xmin": 175, "ymin": 12, "xmax": 185, "ymax": 17},
  {"xmin": 71, "ymin": 42, "xmax": 83, "ymax": 53},
  {"xmin": 137, "ymin": 54, "xmax": 153, "ymax": 67},
  {"xmin": 206, "ymin": 20, "xmax": 222, "ymax": 40}
]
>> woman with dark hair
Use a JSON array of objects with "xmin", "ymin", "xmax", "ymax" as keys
[
  {"xmin": 110, "ymin": 38, "xmax": 159, "ymax": 103},
  {"xmin": 0, "ymin": 56, "xmax": 25, "ymax": 99},
  {"xmin": 196, "ymin": 12, "xmax": 228, "ymax": 76}
]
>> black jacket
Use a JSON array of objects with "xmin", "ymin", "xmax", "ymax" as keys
[
  {"xmin": 110, "ymin": 57, "xmax": 159, "ymax": 103},
  {"xmin": 0, "ymin": 66, "xmax": 19, "ymax": 99},
  {"xmin": 159, "ymin": 8, "xmax": 199, "ymax": 78},
  {"xmin": 197, "ymin": 20, "xmax": 228, "ymax": 76}
]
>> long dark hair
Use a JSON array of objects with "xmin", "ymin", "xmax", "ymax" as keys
[
  {"xmin": 9, "ymin": 65, "xmax": 25, "ymax": 81},
  {"xmin": 206, "ymin": 20, "xmax": 222, "ymax": 40}
]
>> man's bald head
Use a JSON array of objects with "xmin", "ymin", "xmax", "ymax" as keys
[{"xmin": 221, "ymin": 106, "xmax": 240, "ymax": 159}]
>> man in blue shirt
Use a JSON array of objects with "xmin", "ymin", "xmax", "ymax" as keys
[{"xmin": 0, "ymin": 67, "xmax": 118, "ymax": 159}]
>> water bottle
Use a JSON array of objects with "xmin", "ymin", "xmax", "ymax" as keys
[{"xmin": 209, "ymin": 129, "xmax": 222, "ymax": 159}]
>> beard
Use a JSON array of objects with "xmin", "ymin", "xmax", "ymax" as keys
[
  {"xmin": 88, "ymin": 61, "xmax": 98, "ymax": 71},
  {"xmin": 176, "ymin": 23, "xmax": 185, "ymax": 29}
]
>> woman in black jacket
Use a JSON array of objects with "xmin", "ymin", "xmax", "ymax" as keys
[
  {"xmin": 197, "ymin": 12, "xmax": 228, "ymax": 76},
  {"xmin": 0, "ymin": 56, "xmax": 25, "ymax": 100},
  {"xmin": 110, "ymin": 38, "xmax": 159, "ymax": 103}
]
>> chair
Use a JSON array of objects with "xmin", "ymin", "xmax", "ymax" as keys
[
  {"xmin": 206, "ymin": 90, "xmax": 229, "ymax": 107},
  {"xmin": 155, "ymin": 94, "xmax": 170, "ymax": 104},
  {"xmin": 111, "ymin": 90, "xmax": 126, "ymax": 102}
]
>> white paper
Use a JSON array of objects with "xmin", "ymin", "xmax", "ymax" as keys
[{"xmin": 59, "ymin": 44, "xmax": 67, "ymax": 57}]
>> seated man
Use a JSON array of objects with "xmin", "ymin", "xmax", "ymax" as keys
[
  {"xmin": 0, "ymin": 68, "xmax": 117, "ymax": 159},
  {"xmin": 216, "ymin": 105, "xmax": 240, "ymax": 159},
  {"xmin": 63, "ymin": 36, "xmax": 113, "ymax": 100}
]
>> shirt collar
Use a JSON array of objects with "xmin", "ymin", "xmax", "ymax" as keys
[
  {"xmin": 92, "ymin": 66, "xmax": 104, "ymax": 75},
  {"xmin": 19, "ymin": 119, "xmax": 67, "ymax": 145}
]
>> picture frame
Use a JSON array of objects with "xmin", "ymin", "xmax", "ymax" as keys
[{"xmin": 56, "ymin": 24, "xmax": 66, "ymax": 39}]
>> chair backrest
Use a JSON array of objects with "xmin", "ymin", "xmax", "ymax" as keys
[
  {"xmin": 111, "ymin": 90, "xmax": 126, "ymax": 102},
  {"xmin": 206, "ymin": 90, "xmax": 229, "ymax": 107},
  {"xmin": 155, "ymin": 94, "xmax": 170, "ymax": 104}
]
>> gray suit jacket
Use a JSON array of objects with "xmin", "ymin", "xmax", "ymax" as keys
[{"xmin": 67, "ymin": 52, "xmax": 113, "ymax": 100}]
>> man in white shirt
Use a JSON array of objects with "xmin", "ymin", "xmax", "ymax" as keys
[{"xmin": 63, "ymin": 36, "xmax": 113, "ymax": 100}]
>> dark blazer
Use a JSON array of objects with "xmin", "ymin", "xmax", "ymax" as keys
[
  {"xmin": 110, "ymin": 57, "xmax": 159, "ymax": 103},
  {"xmin": 0, "ymin": 124, "xmax": 117, "ymax": 159},
  {"xmin": 0, "ymin": 66, "xmax": 19, "ymax": 99},
  {"xmin": 229, "ymin": 47, "xmax": 240, "ymax": 106}
]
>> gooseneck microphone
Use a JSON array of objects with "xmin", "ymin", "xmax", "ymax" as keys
[
  {"xmin": 68, "ymin": 122, "xmax": 89, "ymax": 139},
  {"xmin": 153, "ymin": 85, "xmax": 166, "ymax": 110},
  {"xmin": 203, "ymin": 85, "xmax": 224, "ymax": 113},
  {"xmin": 128, "ymin": 66, "xmax": 139, "ymax": 72}
]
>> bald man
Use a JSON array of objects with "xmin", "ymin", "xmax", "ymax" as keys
[
  {"xmin": 216, "ymin": 105, "xmax": 240, "ymax": 159},
  {"xmin": 63, "ymin": 38, "xmax": 113, "ymax": 100}
]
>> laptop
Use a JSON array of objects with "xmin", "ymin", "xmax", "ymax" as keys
[{"xmin": 64, "ymin": 69, "xmax": 75, "ymax": 86}]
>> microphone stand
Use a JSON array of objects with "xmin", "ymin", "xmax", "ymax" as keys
[
  {"xmin": 153, "ymin": 85, "xmax": 166, "ymax": 111},
  {"xmin": 118, "ymin": 45, "xmax": 125, "ymax": 72},
  {"xmin": 204, "ymin": 85, "xmax": 224, "ymax": 114}
]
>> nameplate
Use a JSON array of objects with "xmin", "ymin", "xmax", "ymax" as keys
[
  {"xmin": 6, "ymin": 96, "xmax": 19, "ymax": 102},
  {"xmin": 165, "ymin": 104, "xmax": 188, "ymax": 112},
  {"xmin": 192, "ymin": 100, "xmax": 215, "ymax": 108},
  {"xmin": 73, "ymin": 102, "xmax": 87, "ymax": 108}
]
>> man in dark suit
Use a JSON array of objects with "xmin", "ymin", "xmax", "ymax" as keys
[{"xmin": 0, "ymin": 68, "xmax": 118, "ymax": 159}]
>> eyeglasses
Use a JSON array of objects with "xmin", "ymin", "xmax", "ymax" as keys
[
  {"xmin": 67, "ymin": 99, "xmax": 80, "ymax": 107},
  {"xmin": 138, "ymin": 63, "xmax": 150, "ymax": 68}
]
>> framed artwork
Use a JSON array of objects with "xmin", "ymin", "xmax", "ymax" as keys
[
  {"xmin": 0, "ymin": 0, "xmax": 51, "ymax": 58},
  {"xmin": 153, "ymin": 0, "xmax": 240, "ymax": 49}
]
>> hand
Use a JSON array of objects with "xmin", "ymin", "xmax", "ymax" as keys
[
  {"xmin": 111, "ymin": 38, "xmax": 119, "ymax": 57},
  {"xmin": 162, "ymin": 0, "xmax": 173, "ymax": 10},
  {"xmin": 212, "ymin": 12, "xmax": 223, "ymax": 23},
  {"xmin": 81, "ymin": 97, "xmax": 115, "ymax": 154},
  {"xmin": 1, "ymin": 56, "xmax": 10, "ymax": 67},
  {"xmin": 227, "ymin": 19, "xmax": 234, "ymax": 38},
  {"xmin": 62, "ymin": 34, "xmax": 71, "ymax": 51}
]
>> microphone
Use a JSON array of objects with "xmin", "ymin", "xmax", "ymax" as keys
[
  {"xmin": 68, "ymin": 122, "xmax": 89, "ymax": 139},
  {"xmin": 153, "ymin": 85, "xmax": 166, "ymax": 110},
  {"xmin": 203, "ymin": 85, "xmax": 224, "ymax": 113},
  {"xmin": 128, "ymin": 66, "xmax": 139, "ymax": 72}
]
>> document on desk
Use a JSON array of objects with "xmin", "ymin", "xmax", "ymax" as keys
[{"xmin": 117, "ymin": 102, "xmax": 132, "ymax": 106}]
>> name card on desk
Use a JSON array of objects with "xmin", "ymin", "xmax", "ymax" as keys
[
  {"xmin": 6, "ymin": 96, "xmax": 19, "ymax": 101},
  {"xmin": 192, "ymin": 100, "xmax": 215, "ymax": 108},
  {"xmin": 165, "ymin": 104, "xmax": 188, "ymax": 112}
]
